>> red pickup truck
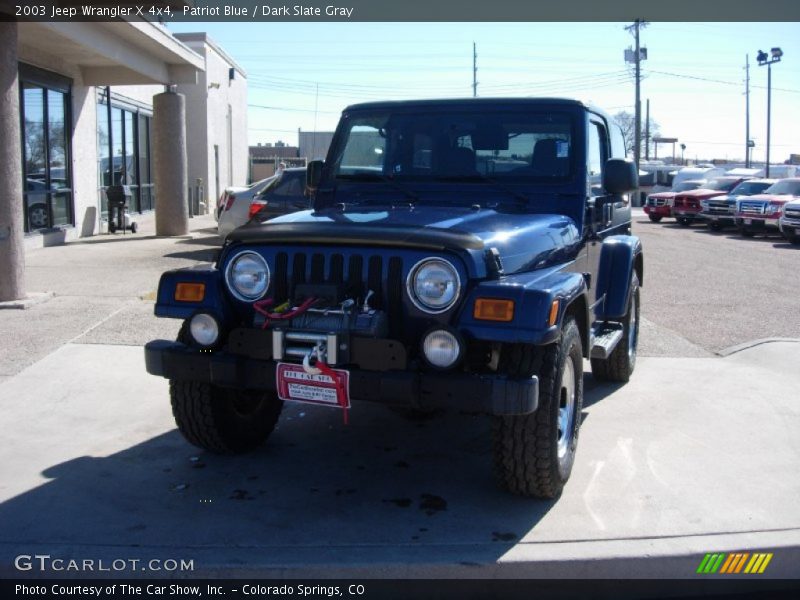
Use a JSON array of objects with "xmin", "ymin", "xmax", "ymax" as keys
[
  {"xmin": 672, "ymin": 177, "xmax": 747, "ymax": 226},
  {"xmin": 643, "ymin": 180, "xmax": 704, "ymax": 223}
]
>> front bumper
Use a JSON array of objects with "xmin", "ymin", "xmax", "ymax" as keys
[
  {"xmin": 698, "ymin": 212, "xmax": 736, "ymax": 226},
  {"xmin": 779, "ymin": 216, "xmax": 800, "ymax": 234},
  {"xmin": 144, "ymin": 340, "xmax": 539, "ymax": 416},
  {"xmin": 644, "ymin": 205, "xmax": 671, "ymax": 217},
  {"xmin": 672, "ymin": 207, "xmax": 701, "ymax": 220},
  {"xmin": 735, "ymin": 216, "xmax": 781, "ymax": 231}
]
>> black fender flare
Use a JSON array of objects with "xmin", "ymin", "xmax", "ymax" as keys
[{"xmin": 595, "ymin": 235, "xmax": 643, "ymax": 320}]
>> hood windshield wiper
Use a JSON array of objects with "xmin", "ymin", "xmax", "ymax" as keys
[{"xmin": 337, "ymin": 173, "xmax": 420, "ymax": 203}]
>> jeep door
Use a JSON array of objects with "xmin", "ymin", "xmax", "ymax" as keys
[{"xmin": 585, "ymin": 114, "xmax": 632, "ymax": 293}]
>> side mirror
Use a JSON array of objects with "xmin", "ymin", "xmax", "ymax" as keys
[
  {"xmin": 603, "ymin": 158, "xmax": 638, "ymax": 195},
  {"xmin": 307, "ymin": 160, "xmax": 324, "ymax": 191}
]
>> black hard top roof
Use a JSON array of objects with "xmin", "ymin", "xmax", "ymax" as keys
[{"xmin": 343, "ymin": 97, "xmax": 612, "ymax": 119}]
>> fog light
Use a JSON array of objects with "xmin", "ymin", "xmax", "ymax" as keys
[
  {"xmin": 189, "ymin": 313, "xmax": 219, "ymax": 347},
  {"xmin": 422, "ymin": 329, "xmax": 461, "ymax": 369}
]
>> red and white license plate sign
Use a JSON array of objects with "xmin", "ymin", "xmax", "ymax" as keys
[{"xmin": 276, "ymin": 362, "xmax": 350, "ymax": 408}]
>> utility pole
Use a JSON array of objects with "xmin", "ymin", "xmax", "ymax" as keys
[
  {"xmin": 745, "ymin": 54, "xmax": 750, "ymax": 167},
  {"xmin": 645, "ymin": 99, "xmax": 650, "ymax": 161},
  {"xmin": 625, "ymin": 20, "xmax": 648, "ymax": 169},
  {"xmin": 472, "ymin": 42, "xmax": 478, "ymax": 97}
]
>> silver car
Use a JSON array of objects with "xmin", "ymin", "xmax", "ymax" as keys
[{"xmin": 216, "ymin": 175, "xmax": 278, "ymax": 237}]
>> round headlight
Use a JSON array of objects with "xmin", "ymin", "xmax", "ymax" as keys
[
  {"xmin": 407, "ymin": 258, "xmax": 461, "ymax": 313},
  {"xmin": 189, "ymin": 313, "xmax": 219, "ymax": 347},
  {"xmin": 225, "ymin": 251, "xmax": 269, "ymax": 301},
  {"xmin": 422, "ymin": 329, "xmax": 462, "ymax": 369}
]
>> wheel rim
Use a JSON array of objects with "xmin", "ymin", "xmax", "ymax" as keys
[
  {"xmin": 30, "ymin": 207, "xmax": 47, "ymax": 228},
  {"xmin": 231, "ymin": 390, "xmax": 264, "ymax": 417},
  {"xmin": 557, "ymin": 356, "xmax": 576, "ymax": 459},
  {"xmin": 628, "ymin": 291, "xmax": 638, "ymax": 361}
]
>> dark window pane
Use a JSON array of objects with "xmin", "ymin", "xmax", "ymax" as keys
[
  {"xmin": 111, "ymin": 107, "xmax": 123, "ymax": 185},
  {"xmin": 97, "ymin": 102, "xmax": 110, "ymax": 186},
  {"xmin": 124, "ymin": 111, "xmax": 136, "ymax": 186},
  {"xmin": 138, "ymin": 115, "xmax": 150, "ymax": 184},
  {"xmin": 48, "ymin": 90, "xmax": 70, "ymax": 226},
  {"xmin": 23, "ymin": 84, "xmax": 48, "ymax": 230}
]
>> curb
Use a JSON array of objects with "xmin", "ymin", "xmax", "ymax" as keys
[{"xmin": 717, "ymin": 338, "xmax": 800, "ymax": 357}]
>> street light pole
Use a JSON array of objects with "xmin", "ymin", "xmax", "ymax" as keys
[{"xmin": 757, "ymin": 47, "xmax": 783, "ymax": 178}]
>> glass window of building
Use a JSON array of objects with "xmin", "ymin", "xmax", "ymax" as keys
[
  {"xmin": 96, "ymin": 92, "xmax": 154, "ymax": 217},
  {"xmin": 20, "ymin": 66, "xmax": 73, "ymax": 232}
]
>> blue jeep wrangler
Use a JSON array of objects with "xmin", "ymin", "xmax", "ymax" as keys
[{"xmin": 145, "ymin": 98, "xmax": 642, "ymax": 499}]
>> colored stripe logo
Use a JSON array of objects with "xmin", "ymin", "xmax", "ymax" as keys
[{"xmin": 696, "ymin": 552, "xmax": 773, "ymax": 574}]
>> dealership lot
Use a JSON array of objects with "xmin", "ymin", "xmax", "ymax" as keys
[{"xmin": 0, "ymin": 213, "xmax": 798, "ymax": 578}]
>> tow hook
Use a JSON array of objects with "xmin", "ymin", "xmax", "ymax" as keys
[{"xmin": 302, "ymin": 342, "xmax": 326, "ymax": 375}]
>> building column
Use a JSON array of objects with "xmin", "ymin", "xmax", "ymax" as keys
[
  {"xmin": 152, "ymin": 89, "xmax": 188, "ymax": 236},
  {"xmin": 0, "ymin": 22, "xmax": 25, "ymax": 302}
]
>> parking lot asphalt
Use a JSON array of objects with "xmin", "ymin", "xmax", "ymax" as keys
[
  {"xmin": 631, "ymin": 208, "xmax": 800, "ymax": 354},
  {"xmin": 1, "ymin": 210, "xmax": 799, "ymax": 578}
]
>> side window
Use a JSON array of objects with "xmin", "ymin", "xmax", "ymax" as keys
[
  {"xmin": 587, "ymin": 120, "xmax": 608, "ymax": 193},
  {"xmin": 610, "ymin": 124, "xmax": 627, "ymax": 159},
  {"xmin": 340, "ymin": 125, "xmax": 385, "ymax": 172},
  {"xmin": 273, "ymin": 174, "xmax": 303, "ymax": 196}
]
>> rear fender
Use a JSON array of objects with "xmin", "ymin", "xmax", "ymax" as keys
[{"xmin": 595, "ymin": 235, "xmax": 643, "ymax": 320}]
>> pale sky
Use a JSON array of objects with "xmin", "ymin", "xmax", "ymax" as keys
[{"xmin": 167, "ymin": 21, "xmax": 800, "ymax": 163}]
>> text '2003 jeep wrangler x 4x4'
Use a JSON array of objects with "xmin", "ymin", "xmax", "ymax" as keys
[{"xmin": 145, "ymin": 98, "xmax": 643, "ymax": 499}]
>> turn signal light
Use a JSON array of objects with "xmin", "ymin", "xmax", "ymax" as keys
[
  {"xmin": 548, "ymin": 299, "xmax": 560, "ymax": 326},
  {"xmin": 174, "ymin": 282, "xmax": 206, "ymax": 302},
  {"xmin": 474, "ymin": 298, "xmax": 514, "ymax": 322}
]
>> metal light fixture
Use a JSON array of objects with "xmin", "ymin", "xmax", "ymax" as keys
[{"xmin": 756, "ymin": 47, "xmax": 783, "ymax": 177}]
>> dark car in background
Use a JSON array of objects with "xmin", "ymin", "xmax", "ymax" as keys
[{"xmin": 248, "ymin": 167, "xmax": 309, "ymax": 222}]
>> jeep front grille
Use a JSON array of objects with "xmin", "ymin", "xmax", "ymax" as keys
[{"xmin": 272, "ymin": 251, "xmax": 405, "ymax": 337}]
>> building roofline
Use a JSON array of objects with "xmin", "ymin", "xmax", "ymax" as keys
[{"xmin": 173, "ymin": 32, "xmax": 247, "ymax": 78}]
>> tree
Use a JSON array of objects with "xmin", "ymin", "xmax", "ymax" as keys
[{"xmin": 613, "ymin": 110, "xmax": 660, "ymax": 159}]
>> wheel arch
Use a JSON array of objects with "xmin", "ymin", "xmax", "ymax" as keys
[
  {"xmin": 595, "ymin": 235, "xmax": 643, "ymax": 320},
  {"xmin": 562, "ymin": 293, "xmax": 590, "ymax": 358}
]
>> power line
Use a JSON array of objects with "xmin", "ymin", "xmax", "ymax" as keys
[
  {"xmin": 248, "ymin": 103, "xmax": 340, "ymax": 114},
  {"xmin": 647, "ymin": 69, "xmax": 800, "ymax": 94}
]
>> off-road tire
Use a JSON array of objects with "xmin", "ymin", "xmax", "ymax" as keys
[
  {"xmin": 170, "ymin": 381, "xmax": 283, "ymax": 453},
  {"xmin": 648, "ymin": 214, "xmax": 662, "ymax": 223},
  {"xmin": 170, "ymin": 322, "xmax": 282, "ymax": 453},
  {"xmin": 492, "ymin": 318, "xmax": 583, "ymax": 499}
]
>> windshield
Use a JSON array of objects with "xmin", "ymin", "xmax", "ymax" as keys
[
  {"xmin": 705, "ymin": 178, "xmax": 739, "ymax": 191},
  {"xmin": 674, "ymin": 181, "xmax": 702, "ymax": 192},
  {"xmin": 764, "ymin": 180, "xmax": 800, "ymax": 196},
  {"xmin": 332, "ymin": 110, "xmax": 574, "ymax": 182},
  {"xmin": 731, "ymin": 181, "xmax": 773, "ymax": 196}
]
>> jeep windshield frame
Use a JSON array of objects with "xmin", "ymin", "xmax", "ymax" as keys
[{"xmin": 326, "ymin": 107, "xmax": 577, "ymax": 202}]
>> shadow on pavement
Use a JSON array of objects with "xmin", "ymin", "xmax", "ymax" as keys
[
  {"xmin": 164, "ymin": 248, "xmax": 219, "ymax": 262},
  {"xmin": 0, "ymin": 402, "xmax": 562, "ymax": 574}
]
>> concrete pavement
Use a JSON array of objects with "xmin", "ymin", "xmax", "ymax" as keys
[
  {"xmin": 0, "ymin": 212, "xmax": 799, "ymax": 579},
  {"xmin": 0, "ymin": 340, "xmax": 798, "ymax": 578}
]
